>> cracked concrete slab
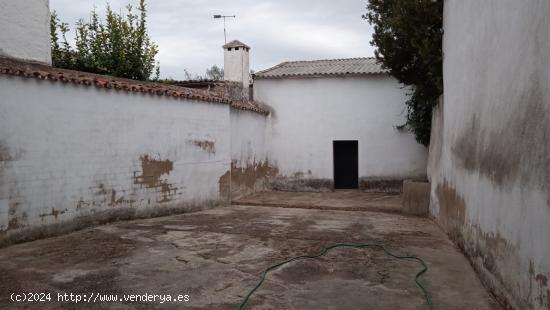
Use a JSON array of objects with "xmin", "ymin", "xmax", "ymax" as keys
[{"xmin": 0, "ymin": 192, "xmax": 500, "ymax": 309}]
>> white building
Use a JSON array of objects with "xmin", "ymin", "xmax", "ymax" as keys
[
  {"xmin": 252, "ymin": 58, "xmax": 428, "ymax": 190},
  {"xmin": 0, "ymin": 0, "xmax": 51, "ymax": 64},
  {"xmin": 0, "ymin": 0, "xmax": 428, "ymax": 245}
]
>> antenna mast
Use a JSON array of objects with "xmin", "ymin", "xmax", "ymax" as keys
[{"xmin": 213, "ymin": 14, "xmax": 236, "ymax": 43}]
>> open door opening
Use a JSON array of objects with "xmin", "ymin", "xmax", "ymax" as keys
[{"xmin": 333, "ymin": 140, "xmax": 359, "ymax": 189}]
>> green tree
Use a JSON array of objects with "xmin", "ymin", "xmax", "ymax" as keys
[
  {"xmin": 205, "ymin": 65, "xmax": 224, "ymax": 80},
  {"xmin": 50, "ymin": 11, "xmax": 74, "ymax": 69},
  {"xmin": 50, "ymin": 0, "xmax": 159, "ymax": 81},
  {"xmin": 183, "ymin": 69, "xmax": 201, "ymax": 81},
  {"xmin": 363, "ymin": 0, "xmax": 443, "ymax": 146}
]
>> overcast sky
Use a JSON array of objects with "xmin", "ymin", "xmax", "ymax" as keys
[{"xmin": 50, "ymin": 0, "xmax": 376, "ymax": 80}]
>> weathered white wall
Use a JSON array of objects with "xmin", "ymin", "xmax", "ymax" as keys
[
  {"xmin": 0, "ymin": 0, "xmax": 51, "ymax": 64},
  {"xmin": 429, "ymin": 1, "xmax": 550, "ymax": 309},
  {"xmin": 229, "ymin": 109, "xmax": 270, "ymax": 198},
  {"xmin": 254, "ymin": 75, "xmax": 427, "ymax": 189},
  {"xmin": 0, "ymin": 75, "xmax": 231, "ymax": 244},
  {"xmin": 224, "ymin": 47, "xmax": 249, "ymax": 85}
]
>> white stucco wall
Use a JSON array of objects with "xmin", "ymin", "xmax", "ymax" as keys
[
  {"xmin": 429, "ymin": 1, "xmax": 550, "ymax": 309},
  {"xmin": 224, "ymin": 47, "xmax": 249, "ymax": 84},
  {"xmin": 230, "ymin": 109, "xmax": 269, "ymax": 198},
  {"xmin": 0, "ymin": 75, "xmax": 231, "ymax": 244},
  {"xmin": 0, "ymin": 0, "xmax": 51, "ymax": 64},
  {"xmin": 254, "ymin": 75, "xmax": 427, "ymax": 188}
]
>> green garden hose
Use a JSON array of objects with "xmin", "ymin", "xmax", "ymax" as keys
[{"xmin": 236, "ymin": 243, "xmax": 434, "ymax": 310}]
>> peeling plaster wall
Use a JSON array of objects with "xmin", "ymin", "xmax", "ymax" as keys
[
  {"xmin": 229, "ymin": 109, "xmax": 271, "ymax": 199},
  {"xmin": 0, "ymin": 75, "xmax": 231, "ymax": 245},
  {"xmin": 0, "ymin": 0, "xmax": 51, "ymax": 64},
  {"xmin": 429, "ymin": 1, "xmax": 550, "ymax": 309},
  {"xmin": 254, "ymin": 75, "xmax": 427, "ymax": 190}
]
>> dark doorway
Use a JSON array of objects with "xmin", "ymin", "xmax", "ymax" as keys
[{"xmin": 333, "ymin": 140, "xmax": 359, "ymax": 189}]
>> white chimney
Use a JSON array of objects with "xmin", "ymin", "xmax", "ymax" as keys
[
  {"xmin": 223, "ymin": 40, "xmax": 250, "ymax": 85},
  {"xmin": 0, "ymin": 0, "xmax": 51, "ymax": 64}
]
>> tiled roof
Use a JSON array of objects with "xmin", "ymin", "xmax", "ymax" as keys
[
  {"xmin": 222, "ymin": 40, "xmax": 250, "ymax": 49},
  {"xmin": 0, "ymin": 56, "xmax": 268, "ymax": 115},
  {"xmin": 254, "ymin": 57, "xmax": 388, "ymax": 79},
  {"xmin": 161, "ymin": 79, "xmax": 269, "ymax": 115},
  {"xmin": 230, "ymin": 100, "xmax": 268, "ymax": 114}
]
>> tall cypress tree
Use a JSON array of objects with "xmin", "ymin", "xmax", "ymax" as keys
[{"xmin": 364, "ymin": 0, "xmax": 443, "ymax": 145}]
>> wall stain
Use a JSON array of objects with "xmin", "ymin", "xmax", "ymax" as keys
[
  {"xmin": 0, "ymin": 142, "xmax": 13, "ymax": 179},
  {"xmin": 452, "ymin": 82, "xmax": 550, "ymax": 205},
  {"xmin": 96, "ymin": 183, "xmax": 108, "ymax": 195},
  {"xmin": 0, "ymin": 143, "xmax": 12, "ymax": 162},
  {"xmin": 90, "ymin": 184, "xmax": 134, "ymax": 207},
  {"xmin": 456, "ymin": 222, "xmax": 521, "ymax": 309},
  {"xmin": 219, "ymin": 160, "xmax": 279, "ymax": 200},
  {"xmin": 76, "ymin": 198, "xmax": 90, "ymax": 210},
  {"xmin": 109, "ymin": 189, "xmax": 135, "ymax": 206},
  {"xmin": 218, "ymin": 170, "xmax": 230, "ymax": 201},
  {"xmin": 435, "ymin": 182, "xmax": 466, "ymax": 244},
  {"xmin": 7, "ymin": 217, "xmax": 22, "ymax": 230},
  {"xmin": 7, "ymin": 201, "xmax": 23, "ymax": 230},
  {"xmin": 435, "ymin": 181, "xmax": 549, "ymax": 310},
  {"xmin": 39, "ymin": 208, "xmax": 67, "ymax": 220},
  {"xmin": 435, "ymin": 184, "xmax": 511, "ymax": 297},
  {"xmin": 232, "ymin": 160, "xmax": 278, "ymax": 190},
  {"xmin": 535, "ymin": 273, "xmax": 550, "ymax": 308},
  {"xmin": 443, "ymin": 69, "xmax": 550, "ymax": 309},
  {"xmin": 270, "ymin": 177, "xmax": 333, "ymax": 192},
  {"xmin": 537, "ymin": 274, "xmax": 549, "ymax": 287},
  {"xmin": 189, "ymin": 140, "xmax": 216, "ymax": 154},
  {"xmin": 360, "ymin": 179, "xmax": 404, "ymax": 193},
  {"xmin": 134, "ymin": 155, "xmax": 177, "ymax": 203},
  {"xmin": 473, "ymin": 228, "xmax": 512, "ymax": 290},
  {"xmin": 0, "ymin": 142, "xmax": 24, "ymax": 165},
  {"xmin": 453, "ymin": 114, "xmax": 518, "ymax": 187}
]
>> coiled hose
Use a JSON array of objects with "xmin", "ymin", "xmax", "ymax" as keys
[{"xmin": 236, "ymin": 243, "xmax": 434, "ymax": 310}]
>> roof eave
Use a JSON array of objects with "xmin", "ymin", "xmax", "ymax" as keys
[{"xmin": 253, "ymin": 72, "xmax": 390, "ymax": 80}]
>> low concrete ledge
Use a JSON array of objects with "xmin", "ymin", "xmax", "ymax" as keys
[{"xmin": 402, "ymin": 180, "xmax": 430, "ymax": 216}]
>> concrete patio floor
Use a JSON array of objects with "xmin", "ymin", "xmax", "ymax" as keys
[{"xmin": 0, "ymin": 191, "xmax": 501, "ymax": 309}]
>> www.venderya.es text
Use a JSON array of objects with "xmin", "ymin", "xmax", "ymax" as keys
[{"xmin": 10, "ymin": 292, "xmax": 190, "ymax": 304}]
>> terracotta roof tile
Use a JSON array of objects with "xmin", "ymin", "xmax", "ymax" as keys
[
  {"xmin": 0, "ymin": 56, "xmax": 267, "ymax": 115},
  {"xmin": 162, "ymin": 79, "xmax": 269, "ymax": 115},
  {"xmin": 0, "ymin": 57, "xmax": 230, "ymax": 104},
  {"xmin": 230, "ymin": 100, "xmax": 269, "ymax": 114},
  {"xmin": 254, "ymin": 57, "xmax": 388, "ymax": 79}
]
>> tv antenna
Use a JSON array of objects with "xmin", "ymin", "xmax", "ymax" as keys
[{"xmin": 213, "ymin": 14, "xmax": 236, "ymax": 43}]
